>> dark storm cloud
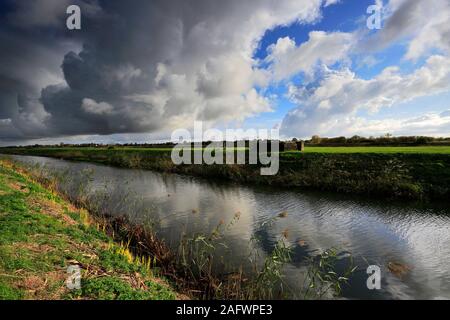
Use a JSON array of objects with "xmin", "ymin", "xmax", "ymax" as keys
[{"xmin": 0, "ymin": 0, "xmax": 329, "ymax": 141}]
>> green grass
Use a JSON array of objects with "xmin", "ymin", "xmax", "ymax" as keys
[
  {"xmin": 0, "ymin": 160, "xmax": 178, "ymax": 300},
  {"xmin": 302, "ymin": 146, "xmax": 450, "ymax": 154},
  {"xmin": 73, "ymin": 276, "xmax": 175, "ymax": 300},
  {"xmin": 0, "ymin": 279, "xmax": 23, "ymax": 300}
]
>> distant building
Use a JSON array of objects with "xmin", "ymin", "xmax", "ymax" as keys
[{"xmin": 280, "ymin": 141, "xmax": 304, "ymax": 152}]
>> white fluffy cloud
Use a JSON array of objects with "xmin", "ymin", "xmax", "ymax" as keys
[
  {"xmin": 81, "ymin": 98, "xmax": 114, "ymax": 115},
  {"xmin": 324, "ymin": 0, "xmax": 340, "ymax": 7},
  {"xmin": 282, "ymin": 55, "xmax": 450, "ymax": 137},
  {"xmin": 303, "ymin": 111, "xmax": 450, "ymax": 138},
  {"xmin": 266, "ymin": 31, "xmax": 355, "ymax": 81}
]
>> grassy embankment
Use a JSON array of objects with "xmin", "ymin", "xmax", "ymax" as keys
[
  {"xmin": 0, "ymin": 160, "xmax": 179, "ymax": 300},
  {"xmin": 1, "ymin": 146, "xmax": 450, "ymax": 200}
]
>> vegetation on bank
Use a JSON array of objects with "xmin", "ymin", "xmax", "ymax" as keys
[
  {"xmin": 0, "ymin": 160, "xmax": 178, "ymax": 300},
  {"xmin": 1, "ymin": 146, "xmax": 450, "ymax": 201}
]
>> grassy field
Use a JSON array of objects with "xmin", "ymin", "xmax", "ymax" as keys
[
  {"xmin": 302, "ymin": 146, "xmax": 450, "ymax": 154},
  {"xmin": 0, "ymin": 160, "xmax": 178, "ymax": 300}
]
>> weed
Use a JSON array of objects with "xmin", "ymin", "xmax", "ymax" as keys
[{"xmin": 303, "ymin": 248, "xmax": 356, "ymax": 299}]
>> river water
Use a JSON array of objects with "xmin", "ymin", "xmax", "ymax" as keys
[{"xmin": 9, "ymin": 155, "xmax": 450, "ymax": 300}]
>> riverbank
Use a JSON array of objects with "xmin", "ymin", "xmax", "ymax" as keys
[
  {"xmin": 0, "ymin": 160, "xmax": 180, "ymax": 300},
  {"xmin": 1, "ymin": 147, "xmax": 449, "ymax": 201}
]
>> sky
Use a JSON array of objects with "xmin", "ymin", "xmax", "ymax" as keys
[{"xmin": 0, "ymin": 0, "xmax": 449, "ymax": 145}]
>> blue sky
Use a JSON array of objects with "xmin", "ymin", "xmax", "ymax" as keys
[{"xmin": 254, "ymin": 0, "xmax": 373, "ymax": 60}]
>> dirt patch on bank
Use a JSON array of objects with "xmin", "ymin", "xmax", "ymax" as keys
[
  {"xmin": 17, "ymin": 271, "xmax": 67, "ymax": 300},
  {"xmin": 29, "ymin": 197, "xmax": 77, "ymax": 226},
  {"xmin": 8, "ymin": 181, "xmax": 29, "ymax": 193},
  {"xmin": 14, "ymin": 242, "xmax": 55, "ymax": 254}
]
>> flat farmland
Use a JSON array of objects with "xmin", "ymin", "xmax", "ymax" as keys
[{"xmin": 301, "ymin": 146, "xmax": 450, "ymax": 154}]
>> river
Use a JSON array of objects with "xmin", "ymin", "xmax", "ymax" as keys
[{"xmin": 9, "ymin": 155, "xmax": 450, "ymax": 300}]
